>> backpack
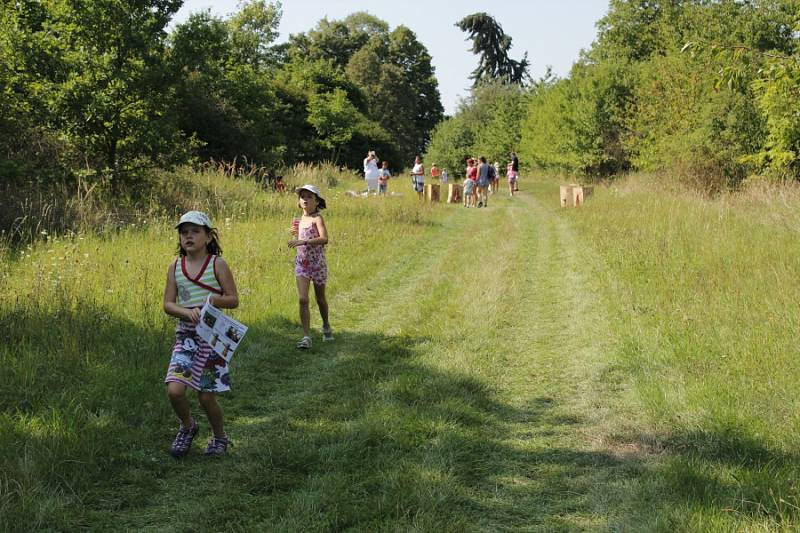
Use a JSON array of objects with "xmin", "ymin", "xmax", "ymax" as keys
[{"xmin": 488, "ymin": 164, "xmax": 496, "ymax": 180}]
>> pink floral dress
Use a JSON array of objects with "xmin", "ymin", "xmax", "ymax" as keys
[{"xmin": 294, "ymin": 224, "xmax": 328, "ymax": 285}]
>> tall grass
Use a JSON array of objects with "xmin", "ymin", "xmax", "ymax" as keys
[
  {"xmin": 557, "ymin": 173, "xmax": 800, "ymax": 528},
  {"xmin": 0, "ymin": 161, "xmax": 356, "ymax": 253},
  {"xmin": 0, "ymin": 165, "xmax": 431, "ymax": 530}
]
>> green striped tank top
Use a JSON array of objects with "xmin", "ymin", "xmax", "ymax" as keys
[{"xmin": 175, "ymin": 254, "xmax": 223, "ymax": 308}]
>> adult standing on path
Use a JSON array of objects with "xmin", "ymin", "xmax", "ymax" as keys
[
  {"xmin": 364, "ymin": 150, "xmax": 380, "ymax": 195},
  {"xmin": 510, "ymin": 151, "xmax": 520, "ymax": 192},
  {"xmin": 476, "ymin": 156, "xmax": 490, "ymax": 208},
  {"xmin": 411, "ymin": 155, "xmax": 425, "ymax": 200}
]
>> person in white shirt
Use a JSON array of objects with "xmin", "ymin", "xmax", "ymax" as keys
[{"xmin": 363, "ymin": 150, "xmax": 380, "ymax": 195}]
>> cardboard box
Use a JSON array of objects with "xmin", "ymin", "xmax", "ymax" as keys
[
  {"xmin": 560, "ymin": 184, "xmax": 593, "ymax": 207},
  {"xmin": 447, "ymin": 183, "xmax": 462, "ymax": 203},
  {"xmin": 425, "ymin": 183, "xmax": 440, "ymax": 202}
]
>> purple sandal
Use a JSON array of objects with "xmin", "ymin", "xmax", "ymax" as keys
[
  {"xmin": 170, "ymin": 420, "xmax": 198, "ymax": 458},
  {"xmin": 204, "ymin": 435, "xmax": 231, "ymax": 456}
]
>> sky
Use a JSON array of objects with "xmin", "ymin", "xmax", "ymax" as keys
[{"xmin": 171, "ymin": 1, "xmax": 610, "ymax": 115}]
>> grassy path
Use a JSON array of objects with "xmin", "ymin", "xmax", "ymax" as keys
[{"xmin": 80, "ymin": 189, "xmax": 641, "ymax": 531}]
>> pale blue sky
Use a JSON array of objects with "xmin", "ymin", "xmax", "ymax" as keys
[{"xmin": 172, "ymin": 1, "xmax": 610, "ymax": 115}]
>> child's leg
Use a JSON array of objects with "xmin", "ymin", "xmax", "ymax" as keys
[
  {"xmin": 167, "ymin": 382, "xmax": 193, "ymax": 426},
  {"xmin": 296, "ymin": 276, "xmax": 312, "ymax": 336},
  {"xmin": 198, "ymin": 392, "xmax": 225, "ymax": 438},
  {"xmin": 313, "ymin": 282, "xmax": 330, "ymax": 328}
]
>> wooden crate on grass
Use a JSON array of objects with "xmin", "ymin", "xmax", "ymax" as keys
[
  {"xmin": 425, "ymin": 183, "xmax": 440, "ymax": 202},
  {"xmin": 447, "ymin": 183, "xmax": 462, "ymax": 203},
  {"xmin": 560, "ymin": 184, "xmax": 594, "ymax": 207}
]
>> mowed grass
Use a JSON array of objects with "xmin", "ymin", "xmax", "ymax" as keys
[{"xmin": 4, "ymin": 169, "xmax": 800, "ymax": 531}]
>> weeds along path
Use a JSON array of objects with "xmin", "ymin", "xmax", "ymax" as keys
[{"xmin": 101, "ymin": 190, "xmax": 639, "ymax": 531}]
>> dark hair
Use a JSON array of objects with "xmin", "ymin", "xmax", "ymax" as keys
[
  {"xmin": 480, "ymin": 156, "xmax": 486, "ymax": 163},
  {"xmin": 177, "ymin": 227, "xmax": 223, "ymax": 257}
]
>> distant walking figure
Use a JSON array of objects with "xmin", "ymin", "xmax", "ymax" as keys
[
  {"xmin": 476, "ymin": 156, "xmax": 490, "ymax": 208},
  {"xmin": 507, "ymin": 161, "xmax": 518, "ymax": 196},
  {"xmin": 378, "ymin": 161, "xmax": 392, "ymax": 195},
  {"xmin": 510, "ymin": 151, "xmax": 520, "ymax": 191},
  {"xmin": 411, "ymin": 155, "xmax": 425, "ymax": 199},
  {"xmin": 364, "ymin": 150, "xmax": 380, "ymax": 195}
]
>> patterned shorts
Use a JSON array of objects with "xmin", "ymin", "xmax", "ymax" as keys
[{"xmin": 165, "ymin": 320, "xmax": 231, "ymax": 392}]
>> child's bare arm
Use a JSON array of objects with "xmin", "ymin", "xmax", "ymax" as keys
[{"xmin": 211, "ymin": 257, "xmax": 239, "ymax": 309}]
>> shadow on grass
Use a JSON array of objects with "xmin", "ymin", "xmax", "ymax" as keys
[
  {"xmin": 607, "ymin": 425, "xmax": 800, "ymax": 528},
  {"xmin": 130, "ymin": 317, "xmax": 646, "ymax": 531},
  {"xmin": 3, "ymin": 305, "xmax": 646, "ymax": 531},
  {"xmin": 0, "ymin": 302, "xmax": 181, "ymax": 530}
]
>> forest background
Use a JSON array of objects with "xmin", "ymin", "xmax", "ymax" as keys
[
  {"xmin": 6, "ymin": 2, "xmax": 800, "ymax": 529},
  {"xmin": 4, "ymin": 0, "xmax": 800, "ymax": 243}
]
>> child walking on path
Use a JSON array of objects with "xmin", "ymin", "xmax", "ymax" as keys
[
  {"xmin": 289, "ymin": 184, "xmax": 332, "ymax": 349},
  {"xmin": 507, "ymin": 161, "xmax": 518, "ymax": 196},
  {"xmin": 163, "ymin": 211, "xmax": 239, "ymax": 458},
  {"xmin": 378, "ymin": 161, "xmax": 391, "ymax": 195},
  {"xmin": 464, "ymin": 158, "xmax": 477, "ymax": 207}
]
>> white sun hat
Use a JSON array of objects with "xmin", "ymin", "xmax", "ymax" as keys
[
  {"xmin": 175, "ymin": 210, "xmax": 213, "ymax": 229},
  {"xmin": 296, "ymin": 184, "xmax": 327, "ymax": 209}
]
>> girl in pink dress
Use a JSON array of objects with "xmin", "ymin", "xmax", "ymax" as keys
[{"xmin": 289, "ymin": 184, "xmax": 332, "ymax": 349}]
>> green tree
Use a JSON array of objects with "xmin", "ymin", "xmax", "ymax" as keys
[
  {"xmin": 307, "ymin": 88, "xmax": 361, "ymax": 162},
  {"xmin": 468, "ymin": 82, "xmax": 527, "ymax": 164},
  {"xmin": 7, "ymin": 0, "xmax": 183, "ymax": 189},
  {"xmin": 169, "ymin": 3, "xmax": 284, "ymax": 166},
  {"xmin": 346, "ymin": 25, "xmax": 443, "ymax": 162},
  {"xmin": 425, "ymin": 81, "xmax": 526, "ymax": 175},
  {"xmin": 287, "ymin": 13, "xmax": 387, "ymax": 69},
  {"xmin": 228, "ymin": 0, "xmax": 283, "ymax": 69},
  {"xmin": 424, "ymin": 115, "xmax": 475, "ymax": 178},
  {"xmin": 456, "ymin": 12, "xmax": 530, "ymax": 86},
  {"xmin": 519, "ymin": 60, "xmax": 633, "ymax": 176},
  {"xmin": 289, "ymin": 12, "xmax": 443, "ymax": 165}
]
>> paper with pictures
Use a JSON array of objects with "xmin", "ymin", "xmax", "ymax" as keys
[{"xmin": 196, "ymin": 298, "xmax": 248, "ymax": 362}]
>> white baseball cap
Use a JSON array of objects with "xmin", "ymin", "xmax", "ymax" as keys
[
  {"xmin": 175, "ymin": 210, "xmax": 213, "ymax": 229},
  {"xmin": 296, "ymin": 184, "xmax": 327, "ymax": 209}
]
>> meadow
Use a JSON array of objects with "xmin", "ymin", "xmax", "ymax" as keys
[{"xmin": 3, "ymin": 167, "xmax": 800, "ymax": 531}]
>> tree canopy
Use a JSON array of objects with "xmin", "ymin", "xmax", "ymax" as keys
[
  {"xmin": 0, "ymin": 2, "xmax": 444, "ymax": 187},
  {"xmin": 456, "ymin": 13, "xmax": 530, "ymax": 87}
]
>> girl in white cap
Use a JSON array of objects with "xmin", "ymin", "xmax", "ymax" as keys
[
  {"xmin": 163, "ymin": 211, "xmax": 239, "ymax": 457},
  {"xmin": 289, "ymin": 185, "xmax": 332, "ymax": 349}
]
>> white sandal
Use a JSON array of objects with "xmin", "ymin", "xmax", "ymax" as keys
[{"xmin": 296, "ymin": 336, "xmax": 312, "ymax": 349}]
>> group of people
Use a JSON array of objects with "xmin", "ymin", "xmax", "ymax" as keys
[
  {"xmin": 163, "ymin": 184, "xmax": 332, "ymax": 458},
  {"xmin": 363, "ymin": 150, "xmax": 519, "ymax": 204},
  {"xmin": 163, "ymin": 148, "xmax": 521, "ymax": 458},
  {"xmin": 363, "ymin": 150, "xmax": 393, "ymax": 196},
  {"xmin": 463, "ymin": 152, "xmax": 519, "ymax": 208}
]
